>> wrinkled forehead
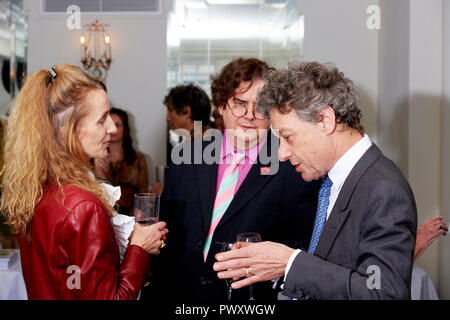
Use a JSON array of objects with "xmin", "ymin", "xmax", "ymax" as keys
[{"xmin": 269, "ymin": 108, "xmax": 298, "ymax": 130}]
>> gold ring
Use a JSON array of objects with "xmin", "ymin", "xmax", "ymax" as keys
[
  {"xmin": 160, "ymin": 240, "xmax": 166, "ymax": 248},
  {"xmin": 245, "ymin": 267, "xmax": 252, "ymax": 278}
]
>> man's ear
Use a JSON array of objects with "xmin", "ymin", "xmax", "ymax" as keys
[
  {"xmin": 218, "ymin": 105, "xmax": 225, "ymax": 117},
  {"xmin": 319, "ymin": 106, "xmax": 336, "ymax": 135}
]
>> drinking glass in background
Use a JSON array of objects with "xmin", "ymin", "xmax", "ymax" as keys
[
  {"xmin": 236, "ymin": 232, "xmax": 261, "ymax": 300},
  {"xmin": 134, "ymin": 193, "xmax": 160, "ymax": 225},
  {"xmin": 220, "ymin": 242, "xmax": 235, "ymax": 301}
]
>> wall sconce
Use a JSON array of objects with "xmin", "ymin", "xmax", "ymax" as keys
[{"xmin": 80, "ymin": 20, "xmax": 112, "ymax": 81}]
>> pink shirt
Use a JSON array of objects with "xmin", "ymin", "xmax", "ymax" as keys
[{"xmin": 215, "ymin": 131, "xmax": 268, "ymax": 196}]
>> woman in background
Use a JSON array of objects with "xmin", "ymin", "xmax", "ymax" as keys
[
  {"xmin": 0, "ymin": 64, "xmax": 167, "ymax": 299},
  {"xmin": 95, "ymin": 107, "xmax": 148, "ymax": 216}
]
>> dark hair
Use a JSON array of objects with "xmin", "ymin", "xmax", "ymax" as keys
[
  {"xmin": 109, "ymin": 107, "xmax": 137, "ymax": 165},
  {"xmin": 210, "ymin": 57, "xmax": 272, "ymax": 108},
  {"xmin": 257, "ymin": 61, "xmax": 364, "ymax": 134},
  {"xmin": 163, "ymin": 83, "xmax": 212, "ymax": 126}
]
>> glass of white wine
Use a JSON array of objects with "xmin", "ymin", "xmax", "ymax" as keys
[{"xmin": 236, "ymin": 232, "xmax": 261, "ymax": 300}]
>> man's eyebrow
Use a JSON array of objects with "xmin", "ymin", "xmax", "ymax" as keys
[{"xmin": 233, "ymin": 97, "xmax": 246, "ymax": 103}]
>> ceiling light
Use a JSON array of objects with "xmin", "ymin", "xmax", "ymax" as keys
[
  {"xmin": 185, "ymin": 1, "xmax": 208, "ymax": 9},
  {"xmin": 263, "ymin": 3, "xmax": 286, "ymax": 9},
  {"xmin": 206, "ymin": 0, "xmax": 263, "ymax": 5}
]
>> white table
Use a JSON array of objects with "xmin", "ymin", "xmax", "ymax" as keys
[{"xmin": 0, "ymin": 250, "xmax": 28, "ymax": 300}]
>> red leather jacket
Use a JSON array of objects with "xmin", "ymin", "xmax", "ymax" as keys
[{"xmin": 18, "ymin": 182, "xmax": 150, "ymax": 300}]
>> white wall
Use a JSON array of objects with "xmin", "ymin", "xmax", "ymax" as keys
[
  {"xmin": 408, "ymin": 0, "xmax": 443, "ymax": 290},
  {"xmin": 378, "ymin": 0, "xmax": 410, "ymax": 175},
  {"xmin": 298, "ymin": 0, "xmax": 379, "ymax": 141},
  {"xmin": 377, "ymin": 0, "xmax": 447, "ymax": 297},
  {"xmin": 439, "ymin": 0, "xmax": 450, "ymax": 300},
  {"xmin": 299, "ymin": 0, "xmax": 447, "ymax": 295},
  {"xmin": 23, "ymin": 0, "xmax": 170, "ymax": 183}
]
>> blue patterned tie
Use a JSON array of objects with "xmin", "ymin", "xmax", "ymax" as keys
[{"xmin": 308, "ymin": 175, "xmax": 333, "ymax": 254}]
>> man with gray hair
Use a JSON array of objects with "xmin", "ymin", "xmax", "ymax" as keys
[{"xmin": 214, "ymin": 61, "xmax": 417, "ymax": 299}]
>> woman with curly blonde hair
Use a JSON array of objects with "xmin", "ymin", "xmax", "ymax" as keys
[{"xmin": 0, "ymin": 64, "xmax": 168, "ymax": 299}]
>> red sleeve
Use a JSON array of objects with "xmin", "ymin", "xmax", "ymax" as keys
[{"xmin": 59, "ymin": 200, "xmax": 150, "ymax": 300}]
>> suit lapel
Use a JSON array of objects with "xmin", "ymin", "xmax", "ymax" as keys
[
  {"xmin": 314, "ymin": 144, "xmax": 383, "ymax": 259},
  {"xmin": 193, "ymin": 138, "xmax": 221, "ymax": 234}
]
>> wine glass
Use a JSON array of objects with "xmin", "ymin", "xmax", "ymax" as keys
[
  {"xmin": 134, "ymin": 193, "xmax": 165, "ymax": 248},
  {"xmin": 236, "ymin": 232, "xmax": 261, "ymax": 300},
  {"xmin": 220, "ymin": 242, "xmax": 234, "ymax": 301},
  {"xmin": 236, "ymin": 233, "xmax": 261, "ymax": 243}
]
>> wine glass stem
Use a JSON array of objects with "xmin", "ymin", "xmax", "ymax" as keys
[
  {"xmin": 249, "ymin": 285, "xmax": 255, "ymax": 300},
  {"xmin": 227, "ymin": 287, "xmax": 232, "ymax": 301}
]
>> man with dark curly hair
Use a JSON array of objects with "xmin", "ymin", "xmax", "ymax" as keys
[
  {"xmin": 164, "ymin": 83, "xmax": 212, "ymax": 137},
  {"xmin": 143, "ymin": 58, "xmax": 320, "ymax": 301},
  {"xmin": 214, "ymin": 61, "xmax": 418, "ymax": 300}
]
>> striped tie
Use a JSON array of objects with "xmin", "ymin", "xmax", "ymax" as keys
[{"xmin": 203, "ymin": 152, "xmax": 245, "ymax": 262}]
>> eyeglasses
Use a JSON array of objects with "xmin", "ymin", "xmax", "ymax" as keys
[{"xmin": 227, "ymin": 99, "xmax": 265, "ymax": 120}]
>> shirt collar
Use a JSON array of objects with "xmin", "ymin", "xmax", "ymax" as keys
[{"xmin": 328, "ymin": 134, "xmax": 372, "ymax": 189}]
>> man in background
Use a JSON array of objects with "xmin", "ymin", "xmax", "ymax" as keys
[{"xmin": 164, "ymin": 83, "xmax": 212, "ymax": 140}]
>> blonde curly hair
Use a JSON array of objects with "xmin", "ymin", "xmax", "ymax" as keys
[{"xmin": 0, "ymin": 64, "xmax": 115, "ymax": 239}]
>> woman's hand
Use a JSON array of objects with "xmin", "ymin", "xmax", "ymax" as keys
[
  {"xmin": 414, "ymin": 216, "xmax": 448, "ymax": 261},
  {"xmin": 129, "ymin": 221, "xmax": 168, "ymax": 255}
]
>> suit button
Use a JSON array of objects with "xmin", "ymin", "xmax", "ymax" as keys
[
  {"xmin": 198, "ymin": 240, "xmax": 203, "ymax": 247},
  {"xmin": 200, "ymin": 277, "xmax": 207, "ymax": 285}
]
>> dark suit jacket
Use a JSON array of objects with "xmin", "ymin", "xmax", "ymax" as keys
[
  {"xmin": 283, "ymin": 144, "xmax": 417, "ymax": 300},
  {"xmin": 144, "ymin": 132, "xmax": 320, "ymax": 301}
]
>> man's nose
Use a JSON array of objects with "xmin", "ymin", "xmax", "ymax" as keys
[
  {"xmin": 278, "ymin": 139, "xmax": 291, "ymax": 162},
  {"xmin": 244, "ymin": 104, "xmax": 256, "ymax": 120}
]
